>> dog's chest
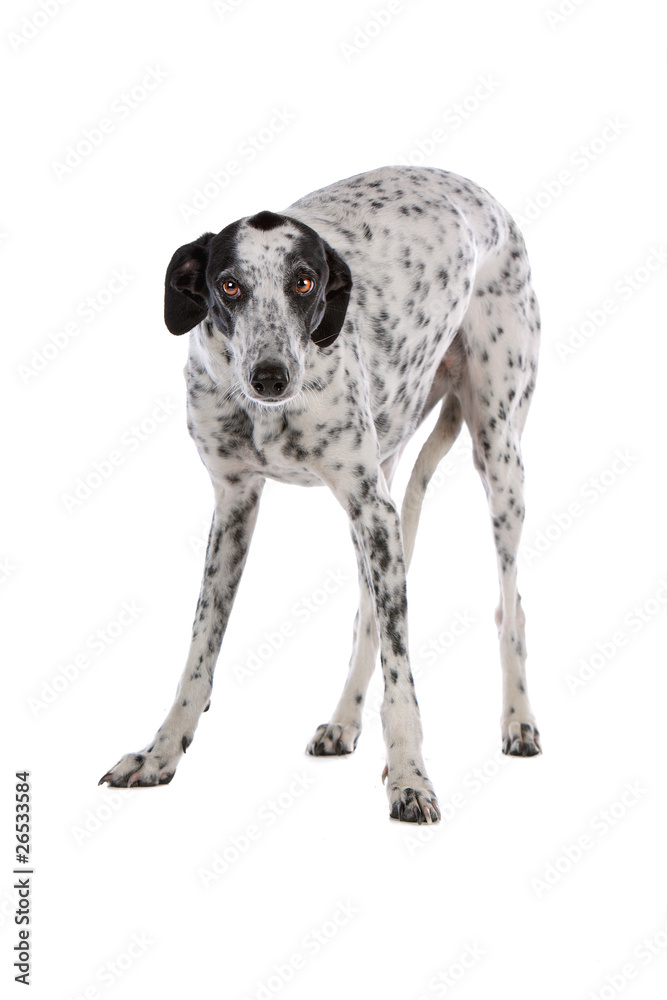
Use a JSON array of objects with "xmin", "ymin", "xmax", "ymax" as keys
[
  {"xmin": 187, "ymin": 389, "xmax": 329, "ymax": 487},
  {"xmin": 250, "ymin": 411, "xmax": 328, "ymax": 486},
  {"xmin": 187, "ymin": 350, "xmax": 437, "ymax": 490}
]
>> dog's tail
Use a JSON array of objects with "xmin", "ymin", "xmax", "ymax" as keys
[{"xmin": 400, "ymin": 393, "xmax": 463, "ymax": 570}]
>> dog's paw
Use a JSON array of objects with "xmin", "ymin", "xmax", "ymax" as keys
[
  {"xmin": 98, "ymin": 740, "xmax": 185, "ymax": 788},
  {"xmin": 502, "ymin": 720, "xmax": 541, "ymax": 757},
  {"xmin": 306, "ymin": 722, "xmax": 360, "ymax": 756},
  {"xmin": 382, "ymin": 764, "xmax": 441, "ymax": 824}
]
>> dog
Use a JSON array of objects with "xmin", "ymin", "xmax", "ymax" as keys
[{"xmin": 99, "ymin": 165, "xmax": 541, "ymax": 823}]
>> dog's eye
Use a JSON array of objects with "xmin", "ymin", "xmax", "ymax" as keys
[
  {"xmin": 222, "ymin": 280, "xmax": 241, "ymax": 298},
  {"xmin": 295, "ymin": 277, "xmax": 313, "ymax": 295}
]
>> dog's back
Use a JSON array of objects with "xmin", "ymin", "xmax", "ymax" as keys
[{"xmin": 287, "ymin": 165, "xmax": 535, "ymax": 455}]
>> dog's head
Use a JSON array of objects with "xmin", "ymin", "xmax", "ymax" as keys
[{"xmin": 164, "ymin": 212, "xmax": 352, "ymax": 405}]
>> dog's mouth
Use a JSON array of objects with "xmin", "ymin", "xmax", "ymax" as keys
[{"xmin": 243, "ymin": 388, "xmax": 299, "ymax": 406}]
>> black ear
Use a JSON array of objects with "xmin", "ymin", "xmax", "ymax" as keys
[
  {"xmin": 311, "ymin": 243, "xmax": 352, "ymax": 348},
  {"xmin": 164, "ymin": 232, "xmax": 214, "ymax": 335}
]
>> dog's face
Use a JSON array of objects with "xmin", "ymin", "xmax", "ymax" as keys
[{"xmin": 164, "ymin": 212, "xmax": 352, "ymax": 405}]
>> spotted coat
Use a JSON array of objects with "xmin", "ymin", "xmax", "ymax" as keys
[{"xmin": 100, "ymin": 166, "xmax": 541, "ymax": 823}]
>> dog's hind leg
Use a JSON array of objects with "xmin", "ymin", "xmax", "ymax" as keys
[
  {"xmin": 458, "ymin": 230, "xmax": 541, "ymax": 757},
  {"xmin": 400, "ymin": 393, "xmax": 463, "ymax": 569},
  {"xmin": 306, "ymin": 528, "xmax": 379, "ymax": 756}
]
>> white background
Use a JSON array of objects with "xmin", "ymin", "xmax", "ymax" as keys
[{"xmin": 3, "ymin": 1, "xmax": 666, "ymax": 998}]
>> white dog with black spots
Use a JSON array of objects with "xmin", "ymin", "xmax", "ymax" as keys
[{"xmin": 100, "ymin": 165, "xmax": 541, "ymax": 823}]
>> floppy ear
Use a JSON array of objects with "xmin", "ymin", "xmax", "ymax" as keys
[
  {"xmin": 164, "ymin": 232, "xmax": 214, "ymax": 335},
  {"xmin": 311, "ymin": 243, "xmax": 352, "ymax": 348}
]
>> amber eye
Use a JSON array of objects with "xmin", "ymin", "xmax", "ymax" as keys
[
  {"xmin": 295, "ymin": 276, "xmax": 313, "ymax": 295},
  {"xmin": 222, "ymin": 279, "xmax": 241, "ymax": 298}
]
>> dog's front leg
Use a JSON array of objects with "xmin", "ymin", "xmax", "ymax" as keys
[
  {"xmin": 325, "ymin": 466, "xmax": 440, "ymax": 823},
  {"xmin": 100, "ymin": 475, "xmax": 264, "ymax": 787}
]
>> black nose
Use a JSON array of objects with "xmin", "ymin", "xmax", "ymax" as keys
[{"xmin": 250, "ymin": 362, "xmax": 290, "ymax": 397}]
